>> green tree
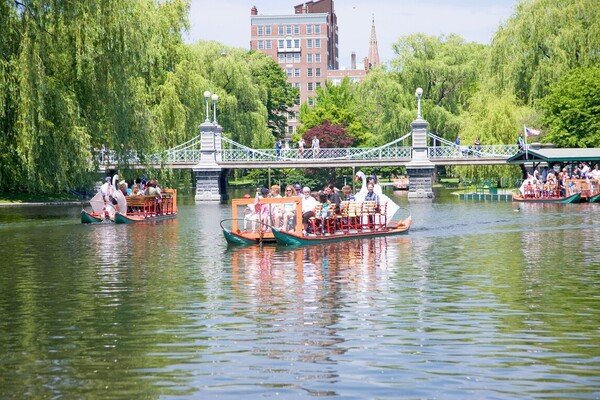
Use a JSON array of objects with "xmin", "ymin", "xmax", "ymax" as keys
[
  {"xmin": 352, "ymin": 69, "xmax": 414, "ymax": 145},
  {"xmin": 247, "ymin": 52, "xmax": 298, "ymax": 138},
  {"xmin": 392, "ymin": 33, "xmax": 485, "ymax": 114},
  {"xmin": 540, "ymin": 67, "xmax": 600, "ymax": 147},
  {"xmin": 486, "ymin": 0, "xmax": 600, "ymax": 104}
]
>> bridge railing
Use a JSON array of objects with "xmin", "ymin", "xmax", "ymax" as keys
[
  {"xmin": 428, "ymin": 145, "xmax": 518, "ymax": 159},
  {"xmin": 220, "ymin": 146, "xmax": 412, "ymax": 162}
]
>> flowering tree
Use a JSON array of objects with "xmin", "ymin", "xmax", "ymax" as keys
[{"xmin": 302, "ymin": 121, "xmax": 355, "ymax": 148}]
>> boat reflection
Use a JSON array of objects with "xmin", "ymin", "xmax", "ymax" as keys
[
  {"xmin": 230, "ymin": 236, "xmax": 413, "ymax": 297},
  {"xmin": 228, "ymin": 237, "xmax": 412, "ymax": 368}
]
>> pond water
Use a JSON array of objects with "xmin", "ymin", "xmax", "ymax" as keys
[{"xmin": 0, "ymin": 189, "xmax": 599, "ymax": 399}]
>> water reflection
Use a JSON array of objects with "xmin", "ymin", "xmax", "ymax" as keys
[{"xmin": 1, "ymin": 198, "xmax": 599, "ymax": 399}]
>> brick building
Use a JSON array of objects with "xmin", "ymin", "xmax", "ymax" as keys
[{"xmin": 250, "ymin": 1, "xmax": 378, "ymax": 138}]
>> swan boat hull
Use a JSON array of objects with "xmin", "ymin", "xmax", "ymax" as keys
[
  {"xmin": 512, "ymin": 192, "xmax": 581, "ymax": 204},
  {"xmin": 272, "ymin": 216, "xmax": 412, "ymax": 247}
]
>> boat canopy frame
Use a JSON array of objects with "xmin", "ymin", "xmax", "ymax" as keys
[{"xmin": 507, "ymin": 148, "xmax": 600, "ymax": 166}]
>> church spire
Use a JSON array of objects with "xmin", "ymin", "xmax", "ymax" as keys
[{"xmin": 367, "ymin": 14, "xmax": 380, "ymax": 69}]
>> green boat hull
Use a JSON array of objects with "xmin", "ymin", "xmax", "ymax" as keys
[
  {"xmin": 81, "ymin": 209, "xmax": 104, "ymax": 224},
  {"xmin": 588, "ymin": 193, "xmax": 600, "ymax": 203},
  {"xmin": 222, "ymin": 228, "xmax": 260, "ymax": 246},
  {"xmin": 513, "ymin": 193, "xmax": 581, "ymax": 204},
  {"xmin": 272, "ymin": 217, "xmax": 412, "ymax": 247}
]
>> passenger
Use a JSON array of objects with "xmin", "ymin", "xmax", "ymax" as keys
[
  {"xmin": 324, "ymin": 184, "xmax": 341, "ymax": 213},
  {"xmin": 301, "ymin": 187, "xmax": 317, "ymax": 235},
  {"xmin": 364, "ymin": 182, "xmax": 380, "ymax": 227},
  {"xmin": 270, "ymin": 184, "xmax": 283, "ymax": 228},
  {"xmin": 341, "ymin": 185, "xmax": 355, "ymax": 201},
  {"xmin": 293, "ymin": 183, "xmax": 302, "ymax": 196},
  {"xmin": 282, "ymin": 185, "xmax": 297, "ymax": 231},
  {"xmin": 318, "ymin": 191, "xmax": 331, "ymax": 234},
  {"xmin": 364, "ymin": 182, "xmax": 380, "ymax": 204},
  {"xmin": 257, "ymin": 187, "xmax": 271, "ymax": 229},
  {"xmin": 131, "ymin": 178, "xmax": 142, "ymax": 195},
  {"xmin": 147, "ymin": 179, "xmax": 163, "ymax": 214},
  {"xmin": 243, "ymin": 194, "xmax": 259, "ymax": 231},
  {"xmin": 591, "ymin": 164, "xmax": 600, "ymax": 180}
]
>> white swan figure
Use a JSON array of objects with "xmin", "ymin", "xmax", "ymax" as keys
[
  {"xmin": 356, "ymin": 171, "xmax": 401, "ymax": 223},
  {"xmin": 354, "ymin": 171, "xmax": 368, "ymax": 201}
]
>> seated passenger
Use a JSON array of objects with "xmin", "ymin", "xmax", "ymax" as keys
[
  {"xmin": 301, "ymin": 187, "xmax": 317, "ymax": 234},
  {"xmin": 270, "ymin": 184, "xmax": 283, "ymax": 228},
  {"xmin": 341, "ymin": 185, "xmax": 355, "ymax": 201},
  {"xmin": 282, "ymin": 185, "xmax": 297, "ymax": 231},
  {"xmin": 318, "ymin": 192, "xmax": 332, "ymax": 234}
]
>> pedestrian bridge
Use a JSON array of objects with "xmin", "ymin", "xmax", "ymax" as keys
[{"xmin": 99, "ymin": 131, "xmax": 518, "ymax": 170}]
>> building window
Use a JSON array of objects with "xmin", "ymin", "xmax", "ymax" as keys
[
  {"xmin": 314, "ymin": 39, "xmax": 321, "ymax": 48},
  {"xmin": 288, "ymin": 125, "xmax": 294, "ymax": 134},
  {"xmin": 307, "ymin": 39, "xmax": 313, "ymax": 48},
  {"xmin": 307, "ymin": 68, "xmax": 313, "ymax": 77},
  {"xmin": 308, "ymin": 82, "xmax": 314, "ymax": 91},
  {"xmin": 265, "ymin": 26, "xmax": 271, "ymax": 35},
  {"xmin": 266, "ymin": 40, "xmax": 272, "ymax": 49},
  {"xmin": 278, "ymin": 54, "xmax": 285, "ymax": 63},
  {"xmin": 294, "ymin": 53, "xmax": 301, "ymax": 62},
  {"xmin": 258, "ymin": 40, "xmax": 264, "ymax": 49},
  {"xmin": 278, "ymin": 39, "xmax": 284, "ymax": 49},
  {"xmin": 308, "ymin": 97, "xmax": 314, "ymax": 106},
  {"xmin": 293, "ymin": 39, "xmax": 300, "ymax": 48},
  {"xmin": 294, "ymin": 25, "xmax": 299, "ymax": 35},
  {"xmin": 278, "ymin": 26, "xmax": 284, "ymax": 35},
  {"xmin": 294, "ymin": 68, "xmax": 300, "ymax": 77},
  {"xmin": 314, "ymin": 25, "xmax": 321, "ymax": 34},
  {"xmin": 294, "ymin": 82, "xmax": 301, "ymax": 89},
  {"xmin": 286, "ymin": 25, "xmax": 292, "ymax": 35},
  {"xmin": 288, "ymin": 111, "xmax": 296, "ymax": 120},
  {"xmin": 286, "ymin": 68, "xmax": 293, "ymax": 78},
  {"xmin": 285, "ymin": 53, "xmax": 293, "ymax": 63},
  {"xmin": 315, "ymin": 54, "xmax": 321, "ymax": 62},
  {"xmin": 295, "ymin": 96, "xmax": 300, "ymax": 105},
  {"xmin": 316, "ymin": 81, "xmax": 321, "ymax": 88},
  {"xmin": 306, "ymin": 25, "xmax": 312, "ymax": 35},
  {"xmin": 257, "ymin": 26, "xmax": 263, "ymax": 36},
  {"xmin": 315, "ymin": 68, "xmax": 321, "ymax": 77},
  {"xmin": 307, "ymin": 53, "xmax": 313, "ymax": 63},
  {"xmin": 285, "ymin": 39, "xmax": 291, "ymax": 48}
]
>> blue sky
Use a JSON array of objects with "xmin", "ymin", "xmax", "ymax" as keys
[{"xmin": 185, "ymin": 0, "xmax": 519, "ymax": 67}]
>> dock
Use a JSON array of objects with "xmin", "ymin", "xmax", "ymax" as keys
[{"xmin": 456, "ymin": 188, "xmax": 514, "ymax": 201}]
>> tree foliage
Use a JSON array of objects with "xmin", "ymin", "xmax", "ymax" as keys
[
  {"xmin": 486, "ymin": 0, "xmax": 599, "ymax": 104},
  {"xmin": 302, "ymin": 121, "xmax": 355, "ymax": 148},
  {"xmin": 1, "ymin": 0, "xmax": 598, "ymax": 195},
  {"xmin": 540, "ymin": 67, "xmax": 600, "ymax": 147}
]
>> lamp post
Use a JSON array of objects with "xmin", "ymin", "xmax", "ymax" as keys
[
  {"xmin": 204, "ymin": 90, "xmax": 211, "ymax": 123},
  {"xmin": 415, "ymin": 87, "xmax": 423, "ymax": 119},
  {"xmin": 211, "ymin": 93, "xmax": 219, "ymax": 125}
]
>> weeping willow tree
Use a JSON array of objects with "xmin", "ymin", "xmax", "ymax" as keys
[
  {"xmin": 0, "ymin": 0, "xmax": 190, "ymax": 194},
  {"xmin": 487, "ymin": 0, "xmax": 599, "ymax": 105},
  {"xmin": 454, "ymin": 0, "xmax": 599, "ymax": 182}
]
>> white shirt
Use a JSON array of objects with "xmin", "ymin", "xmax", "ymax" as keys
[{"xmin": 301, "ymin": 194, "xmax": 317, "ymax": 214}]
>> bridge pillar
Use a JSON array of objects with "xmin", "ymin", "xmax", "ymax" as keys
[
  {"xmin": 407, "ymin": 117, "xmax": 435, "ymax": 200},
  {"xmin": 193, "ymin": 122, "xmax": 225, "ymax": 202}
]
